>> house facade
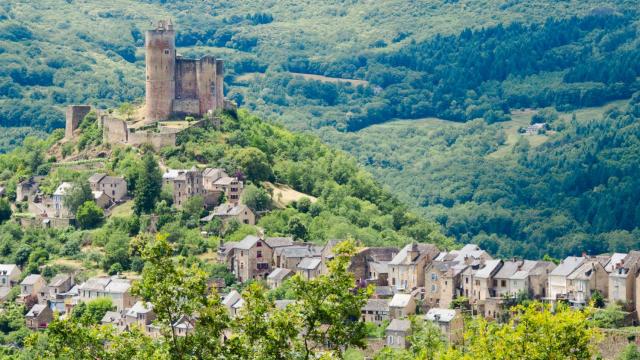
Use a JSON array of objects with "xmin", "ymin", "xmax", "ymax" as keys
[{"xmin": 389, "ymin": 243, "xmax": 439, "ymax": 292}]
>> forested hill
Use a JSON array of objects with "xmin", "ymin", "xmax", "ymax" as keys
[
  {"xmin": 322, "ymin": 95, "xmax": 640, "ymax": 259},
  {"xmin": 1, "ymin": 0, "xmax": 639, "ymax": 139}
]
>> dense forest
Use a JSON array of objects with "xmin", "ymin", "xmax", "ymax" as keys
[{"xmin": 323, "ymin": 95, "xmax": 640, "ymax": 259}]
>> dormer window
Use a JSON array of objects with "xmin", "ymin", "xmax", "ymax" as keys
[{"xmin": 257, "ymin": 241, "xmax": 262, "ymax": 247}]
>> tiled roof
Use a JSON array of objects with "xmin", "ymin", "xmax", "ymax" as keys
[
  {"xmin": 386, "ymin": 319, "xmax": 411, "ymax": 332},
  {"xmin": 297, "ymin": 257, "xmax": 322, "ymax": 270},
  {"xmin": 267, "ymin": 268, "xmax": 293, "ymax": 281},
  {"xmin": 549, "ymin": 256, "xmax": 585, "ymax": 277},
  {"xmin": 21, "ymin": 274, "xmax": 43, "ymax": 286},
  {"xmin": 363, "ymin": 299, "xmax": 389, "ymax": 312},
  {"xmin": 425, "ymin": 308, "xmax": 456, "ymax": 323},
  {"xmin": 389, "ymin": 293, "xmax": 413, "ymax": 308},
  {"xmin": 389, "ymin": 243, "xmax": 438, "ymax": 265}
]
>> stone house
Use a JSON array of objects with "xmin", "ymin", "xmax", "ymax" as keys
[
  {"xmin": 361, "ymin": 298, "xmax": 390, "ymax": 325},
  {"xmin": 389, "ymin": 243, "xmax": 439, "ymax": 292},
  {"xmin": 53, "ymin": 182, "xmax": 74, "ymax": 218},
  {"xmin": 163, "ymin": 167, "xmax": 204, "ymax": 208},
  {"xmin": 266, "ymin": 268, "xmax": 293, "ymax": 289},
  {"xmin": 566, "ymin": 259, "xmax": 609, "ymax": 307},
  {"xmin": 47, "ymin": 274, "xmax": 74, "ymax": 314},
  {"xmin": 527, "ymin": 261, "xmax": 557, "ymax": 299},
  {"xmin": 125, "ymin": 301, "xmax": 156, "ymax": 330},
  {"xmin": 88, "ymin": 173, "xmax": 127, "ymax": 202},
  {"xmin": 16, "ymin": 177, "xmax": 41, "ymax": 202},
  {"xmin": 20, "ymin": 274, "xmax": 46, "ymax": 302},
  {"xmin": 78, "ymin": 276, "xmax": 136, "ymax": 311},
  {"xmin": 202, "ymin": 203, "xmax": 255, "ymax": 225},
  {"xmin": 0, "ymin": 264, "xmax": 21, "ymax": 288},
  {"xmin": 386, "ymin": 319, "xmax": 411, "ymax": 349},
  {"xmin": 608, "ymin": 252, "xmax": 640, "ymax": 311},
  {"xmin": 227, "ymin": 235, "xmax": 273, "ymax": 282},
  {"xmin": 547, "ymin": 256, "xmax": 586, "ymax": 300},
  {"xmin": 467, "ymin": 259, "xmax": 503, "ymax": 303},
  {"xmin": 26, "ymin": 304, "xmax": 53, "ymax": 330},
  {"xmin": 424, "ymin": 260, "xmax": 467, "ymax": 310},
  {"xmin": 425, "ymin": 308, "xmax": 463, "ymax": 344},
  {"xmin": 348, "ymin": 247, "xmax": 398, "ymax": 286},
  {"xmin": 92, "ymin": 191, "xmax": 113, "ymax": 209},
  {"xmin": 273, "ymin": 245, "xmax": 322, "ymax": 271},
  {"xmin": 222, "ymin": 290, "xmax": 244, "ymax": 317},
  {"xmin": 389, "ymin": 293, "xmax": 416, "ymax": 319},
  {"xmin": 202, "ymin": 168, "xmax": 244, "ymax": 204},
  {"xmin": 297, "ymin": 257, "xmax": 322, "ymax": 280}
]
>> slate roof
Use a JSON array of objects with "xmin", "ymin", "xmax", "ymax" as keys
[
  {"xmin": 363, "ymin": 299, "xmax": 389, "ymax": 312},
  {"xmin": 265, "ymin": 237, "xmax": 294, "ymax": 248},
  {"xmin": 389, "ymin": 243, "xmax": 439, "ymax": 265},
  {"xmin": 88, "ymin": 173, "xmax": 106, "ymax": 184},
  {"xmin": 389, "ymin": 293, "xmax": 413, "ymax": 308},
  {"xmin": 222, "ymin": 290, "xmax": 242, "ymax": 308},
  {"xmin": 425, "ymin": 308, "xmax": 456, "ymax": 323},
  {"xmin": 202, "ymin": 168, "xmax": 227, "ymax": 180},
  {"xmin": 0, "ymin": 264, "xmax": 19, "ymax": 275},
  {"xmin": 101, "ymin": 311, "xmax": 122, "ymax": 324},
  {"xmin": 374, "ymin": 286, "xmax": 394, "ymax": 297},
  {"xmin": 212, "ymin": 203, "xmax": 250, "ymax": 217},
  {"xmin": 474, "ymin": 260, "xmax": 503, "ymax": 279},
  {"xmin": 21, "ymin": 274, "xmax": 43, "ymax": 286},
  {"xmin": 386, "ymin": 319, "xmax": 411, "ymax": 332},
  {"xmin": 234, "ymin": 235, "xmax": 262, "ymax": 250},
  {"xmin": 567, "ymin": 261, "xmax": 601, "ymax": 281},
  {"xmin": 276, "ymin": 245, "xmax": 320, "ymax": 258},
  {"xmin": 48, "ymin": 274, "xmax": 71, "ymax": 288},
  {"xmin": 605, "ymin": 253, "xmax": 627, "ymax": 273},
  {"xmin": 127, "ymin": 301, "xmax": 154, "ymax": 316},
  {"xmin": 26, "ymin": 304, "xmax": 48, "ymax": 318},
  {"xmin": 105, "ymin": 279, "xmax": 131, "ymax": 293},
  {"xmin": 267, "ymin": 268, "xmax": 293, "ymax": 281},
  {"xmin": 214, "ymin": 176, "xmax": 237, "ymax": 186},
  {"xmin": 369, "ymin": 261, "xmax": 389, "ymax": 274},
  {"xmin": 550, "ymin": 256, "xmax": 585, "ymax": 277},
  {"xmin": 297, "ymin": 257, "xmax": 321, "ymax": 270}
]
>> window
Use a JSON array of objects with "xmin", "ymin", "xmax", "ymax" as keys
[
  {"xmin": 465, "ymin": 277, "xmax": 469, "ymax": 284},
  {"xmin": 431, "ymin": 273, "xmax": 437, "ymax": 281},
  {"xmin": 257, "ymin": 251, "xmax": 262, "ymax": 258},
  {"xmin": 257, "ymin": 241, "xmax": 262, "ymax": 247},
  {"xmin": 164, "ymin": 49, "xmax": 170, "ymax": 55},
  {"xmin": 501, "ymin": 280, "xmax": 506, "ymax": 287},
  {"xmin": 431, "ymin": 285, "xmax": 436, "ymax": 292},
  {"xmin": 475, "ymin": 280, "xmax": 480, "ymax": 286}
]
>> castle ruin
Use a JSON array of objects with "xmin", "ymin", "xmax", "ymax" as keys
[{"xmin": 65, "ymin": 20, "xmax": 231, "ymax": 150}]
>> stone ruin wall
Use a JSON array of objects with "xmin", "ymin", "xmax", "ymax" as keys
[{"xmin": 65, "ymin": 105, "xmax": 92, "ymax": 139}]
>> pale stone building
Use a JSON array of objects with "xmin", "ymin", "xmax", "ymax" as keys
[
  {"xmin": 88, "ymin": 173, "xmax": 128, "ymax": 202},
  {"xmin": 386, "ymin": 319, "xmax": 411, "ymax": 349},
  {"xmin": 389, "ymin": 243, "xmax": 439, "ymax": 292}
]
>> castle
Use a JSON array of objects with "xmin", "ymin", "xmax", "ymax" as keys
[
  {"xmin": 65, "ymin": 20, "xmax": 231, "ymax": 150},
  {"xmin": 144, "ymin": 19, "xmax": 224, "ymax": 121}
]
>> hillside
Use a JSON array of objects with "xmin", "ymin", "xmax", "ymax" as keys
[{"xmin": 321, "ymin": 97, "xmax": 640, "ymax": 259}]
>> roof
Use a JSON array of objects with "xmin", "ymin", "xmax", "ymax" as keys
[
  {"xmin": 92, "ymin": 191, "xmax": 108, "ymax": 200},
  {"xmin": 363, "ymin": 299, "xmax": 389, "ymax": 312},
  {"xmin": 211, "ymin": 203, "xmax": 251, "ymax": 217},
  {"xmin": 550, "ymin": 256, "xmax": 586, "ymax": 277},
  {"xmin": 474, "ymin": 260, "xmax": 503, "ymax": 279},
  {"xmin": 222, "ymin": 290, "xmax": 242, "ymax": 308},
  {"xmin": 53, "ymin": 182, "xmax": 74, "ymax": 196},
  {"xmin": 213, "ymin": 176, "xmax": 237, "ymax": 186},
  {"xmin": 21, "ymin": 274, "xmax": 43, "ymax": 286},
  {"xmin": 267, "ymin": 268, "xmax": 293, "ymax": 281},
  {"xmin": 567, "ymin": 261, "xmax": 601, "ymax": 280},
  {"xmin": 425, "ymin": 308, "xmax": 456, "ymax": 323},
  {"xmin": 26, "ymin": 304, "xmax": 48, "ymax": 317},
  {"xmin": 101, "ymin": 311, "xmax": 122, "ymax": 324},
  {"xmin": 276, "ymin": 245, "xmax": 321, "ymax": 258},
  {"xmin": 389, "ymin": 293, "xmax": 413, "ymax": 308},
  {"xmin": 127, "ymin": 301, "xmax": 154, "ymax": 316},
  {"xmin": 386, "ymin": 319, "xmax": 411, "ymax": 332},
  {"xmin": 234, "ymin": 235, "xmax": 262, "ymax": 250},
  {"xmin": 494, "ymin": 261, "xmax": 525, "ymax": 279},
  {"xmin": 374, "ymin": 286, "xmax": 394, "ymax": 297},
  {"xmin": 48, "ymin": 274, "xmax": 71, "ymax": 287},
  {"xmin": 202, "ymin": 168, "xmax": 228, "ymax": 180},
  {"xmin": 105, "ymin": 279, "xmax": 131, "ymax": 293},
  {"xmin": 389, "ymin": 243, "xmax": 438, "ymax": 265},
  {"xmin": 88, "ymin": 173, "xmax": 106, "ymax": 184},
  {"xmin": 79, "ymin": 276, "xmax": 111, "ymax": 291},
  {"xmin": 369, "ymin": 261, "xmax": 389, "ymax": 274},
  {"xmin": 297, "ymin": 257, "xmax": 322, "ymax": 270},
  {"xmin": 265, "ymin": 237, "xmax": 294, "ymax": 248},
  {"xmin": 0, "ymin": 264, "xmax": 19, "ymax": 275},
  {"xmin": 605, "ymin": 253, "xmax": 627, "ymax": 273},
  {"xmin": 275, "ymin": 300, "xmax": 295, "ymax": 310}
]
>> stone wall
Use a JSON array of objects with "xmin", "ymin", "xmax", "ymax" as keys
[
  {"xmin": 102, "ymin": 116, "xmax": 128, "ymax": 144},
  {"xmin": 127, "ymin": 131, "xmax": 177, "ymax": 151},
  {"xmin": 65, "ymin": 105, "xmax": 92, "ymax": 139}
]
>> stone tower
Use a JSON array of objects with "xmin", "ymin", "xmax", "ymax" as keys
[
  {"xmin": 145, "ymin": 20, "xmax": 176, "ymax": 122},
  {"xmin": 143, "ymin": 20, "xmax": 225, "ymax": 122}
]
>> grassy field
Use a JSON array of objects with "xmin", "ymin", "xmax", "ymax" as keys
[
  {"xmin": 263, "ymin": 182, "xmax": 317, "ymax": 209},
  {"xmin": 109, "ymin": 200, "xmax": 133, "ymax": 218}
]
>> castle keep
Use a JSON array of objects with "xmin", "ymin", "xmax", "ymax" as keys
[
  {"xmin": 145, "ymin": 20, "xmax": 224, "ymax": 121},
  {"xmin": 65, "ymin": 20, "xmax": 231, "ymax": 150}
]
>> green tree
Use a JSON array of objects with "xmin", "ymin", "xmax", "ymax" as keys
[
  {"xmin": 133, "ymin": 152, "xmax": 162, "ymax": 215},
  {"xmin": 592, "ymin": 304, "xmax": 626, "ymax": 328},
  {"xmin": 0, "ymin": 198, "xmax": 11, "ymax": 223},
  {"xmin": 64, "ymin": 181, "xmax": 92, "ymax": 215},
  {"xmin": 619, "ymin": 344, "xmax": 640, "ymax": 360},
  {"xmin": 408, "ymin": 317, "xmax": 446, "ymax": 359},
  {"xmin": 241, "ymin": 184, "xmax": 271, "ymax": 212},
  {"xmin": 228, "ymin": 147, "xmax": 273, "ymax": 182},
  {"xmin": 181, "ymin": 195, "xmax": 205, "ymax": 222},
  {"xmin": 76, "ymin": 201, "xmax": 104, "ymax": 229},
  {"xmin": 291, "ymin": 239, "xmax": 371, "ymax": 359},
  {"xmin": 287, "ymin": 215, "xmax": 308, "ymax": 241},
  {"xmin": 71, "ymin": 298, "xmax": 114, "ymax": 326}
]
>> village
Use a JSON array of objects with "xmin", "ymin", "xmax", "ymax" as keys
[{"xmin": 2, "ymin": 159, "xmax": 640, "ymax": 352}]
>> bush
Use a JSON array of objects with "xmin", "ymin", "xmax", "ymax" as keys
[{"xmin": 76, "ymin": 201, "xmax": 104, "ymax": 229}]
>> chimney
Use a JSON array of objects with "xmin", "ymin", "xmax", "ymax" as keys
[{"xmin": 581, "ymin": 251, "xmax": 587, "ymax": 258}]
